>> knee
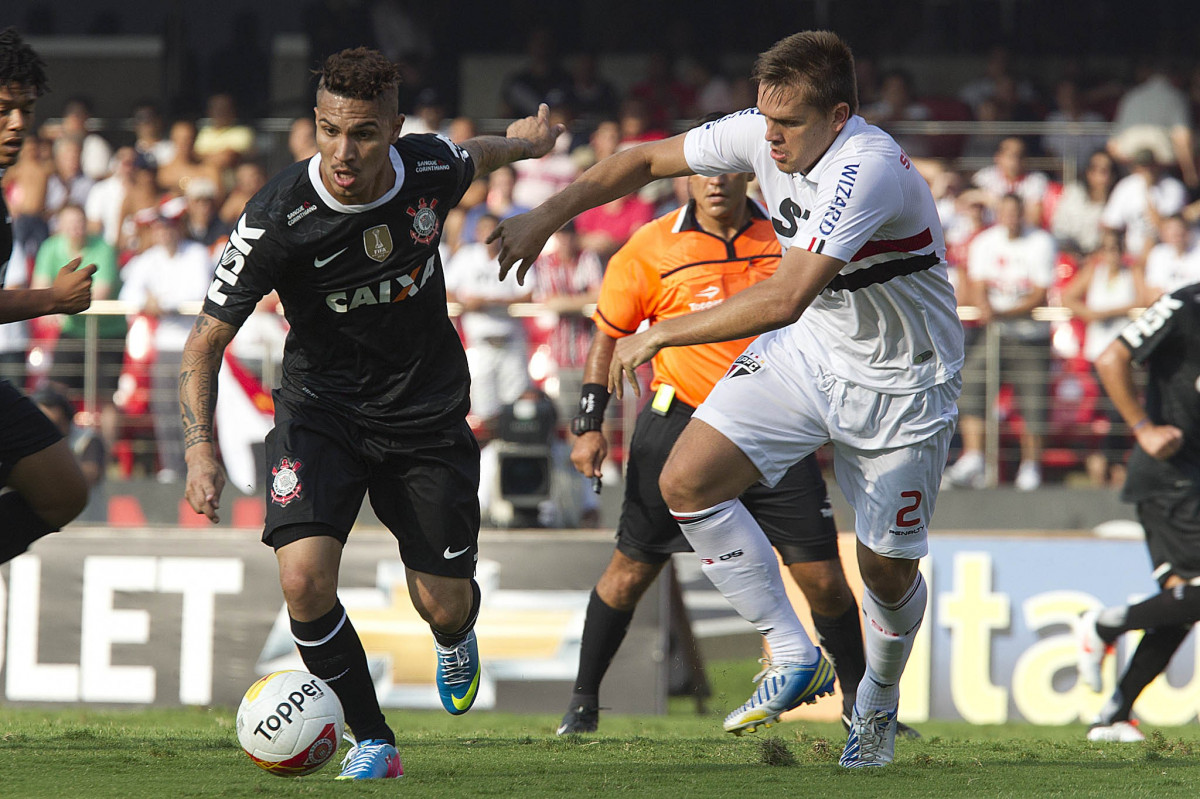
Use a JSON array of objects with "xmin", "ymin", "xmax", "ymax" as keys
[
  {"xmin": 659, "ymin": 460, "xmax": 701, "ymax": 512},
  {"xmin": 279, "ymin": 565, "xmax": 338, "ymax": 619},
  {"xmin": 860, "ymin": 559, "xmax": 920, "ymax": 604},
  {"xmin": 597, "ymin": 559, "xmax": 660, "ymax": 611},
  {"xmin": 37, "ymin": 478, "xmax": 88, "ymax": 529}
]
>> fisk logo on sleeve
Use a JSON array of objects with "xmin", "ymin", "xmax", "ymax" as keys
[{"xmin": 208, "ymin": 214, "xmax": 267, "ymax": 306}]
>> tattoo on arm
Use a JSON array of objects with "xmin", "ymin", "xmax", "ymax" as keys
[
  {"xmin": 179, "ymin": 313, "xmax": 238, "ymax": 453},
  {"xmin": 462, "ymin": 136, "xmax": 530, "ymax": 178}
]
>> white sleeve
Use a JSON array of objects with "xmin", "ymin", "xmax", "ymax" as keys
[
  {"xmin": 683, "ymin": 109, "xmax": 762, "ymax": 176},
  {"xmin": 1030, "ymin": 232, "xmax": 1058, "ymax": 288},
  {"xmin": 1100, "ymin": 185, "xmax": 1125, "ymax": 229},
  {"xmin": 794, "ymin": 153, "xmax": 905, "ymax": 263},
  {"xmin": 117, "ymin": 258, "xmax": 147, "ymax": 307}
]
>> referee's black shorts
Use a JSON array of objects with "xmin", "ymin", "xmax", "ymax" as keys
[
  {"xmin": 262, "ymin": 393, "xmax": 481, "ymax": 579},
  {"xmin": 0, "ymin": 379, "xmax": 63, "ymax": 486},
  {"xmin": 616, "ymin": 397, "xmax": 839, "ymax": 565},
  {"xmin": 1138, "ymin": 493, "xmax": 1200, "ymax": 586}
]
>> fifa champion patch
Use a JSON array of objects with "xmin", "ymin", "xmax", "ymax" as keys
[
  {"xmin": 406, "ymin": 197, "xmax": 440, "ymax": 245},
  {"xmin": 363, "ymin": 224, "xmax": 395, "ymax": 262},
  {"xmin": 725, "ymin": 352, "xmax": 764, "ymax": 380},
  {"xmin": 270, "ymin": 458, "xmax": 303, "ymax": 507}
]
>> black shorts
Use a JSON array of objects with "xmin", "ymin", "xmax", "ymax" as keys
[
  {"xmin": 263, "ymin": 394, "xmax": 481, "ymax": 579},
  {"xmin": 616, "ymin": 399, "xmax": 838, "ymax": 565},
  {"xmin": 0, "ymin": 379, "xmax": 63, "ymax": 485},
  {"xmin": 1137, "ymin": 493, "xmax": 1200, "ymax": 586}
]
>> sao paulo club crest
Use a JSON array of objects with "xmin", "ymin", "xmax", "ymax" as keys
[{"xmin": 270, "ymin": 457, "xmax": 303, "ymax": 507}]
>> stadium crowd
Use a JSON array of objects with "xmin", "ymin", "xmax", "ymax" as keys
[{"xmin": 4, "ymin": 39, "xmax": 1200, "ymax": 515}]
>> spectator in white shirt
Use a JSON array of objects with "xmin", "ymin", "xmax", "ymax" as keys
[
  {"xmin": 1143, "ymin": 213, "xmax": 1200, "ymax": 299},
  {"xmin": 444, "ymin": 213, "xmax": 532, "ymax": 423},
  {"xmin": 1101, "ymin": 147, "xmax": 1188, "ymax": 258},
  {"xmin": 972, "ymin": 137, "xmax": 1050, "ymax": 229},
  {"xmin": 117, "ymin": 195, "xmax": 215, "ymax": 481},
  {"xmin": 946, "ymin": 193, "xmax": 1057, "ymax": 490}
]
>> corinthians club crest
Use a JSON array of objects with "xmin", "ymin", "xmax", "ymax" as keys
[
  {"xmin": 363, "ymin": 224, "xmax": 394, "ymax": 262},
  {"xmin": 270, "ymin": 457, "xmax": 303, "ymax": 507},
  {"xmin": 406, "ymin": 197, "xmax": 440, "ymax": 245}
]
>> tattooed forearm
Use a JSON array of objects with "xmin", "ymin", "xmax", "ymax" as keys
[
  {"xmin": 179, "ymin": 312, "xmax": 238, "ymax": 454},
  {"xmin": 461, "ymin": 136, "xmax": 533, "ymax": 178}
]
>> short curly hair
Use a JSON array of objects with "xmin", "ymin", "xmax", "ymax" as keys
[
  {"xmin": 0, "ymin": 27, "xmax": 49, "ymax": 96},
  {"xmin": 315, "ymin": 47, "xmax": 400, "ymax": 111}
]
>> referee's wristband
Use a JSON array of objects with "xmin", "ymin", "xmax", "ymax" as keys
[
  {"xmin": 1132, "ymin": 418, "xmax": 1151, "ymax": 432},
  {"xmin": 577, "ymin": 383, "xmax": 610, "ymax": 422}
]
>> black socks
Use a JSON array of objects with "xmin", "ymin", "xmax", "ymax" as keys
[
  {"xmin": 570, "ymin": 589, "xmax": 635, "ymax": 704},
  {"xmin": 291, "ymin": 600, "xmax": 394, "ymax": 746}
]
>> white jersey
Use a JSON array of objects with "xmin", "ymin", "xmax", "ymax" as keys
[{"xmin": 684, "ymin": 112, "xmax": 963, "ymax": 394}]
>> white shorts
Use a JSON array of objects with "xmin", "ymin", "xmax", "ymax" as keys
[{"xmin": 693, "ymin": 329, "xmax": 960, "ymax": 558}]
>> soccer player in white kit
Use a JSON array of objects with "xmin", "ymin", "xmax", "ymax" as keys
[{"xmin": 492, "ymin": 31, "xmax": 964, "ymax": 767}]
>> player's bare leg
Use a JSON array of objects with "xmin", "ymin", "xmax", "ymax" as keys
[
  {"xmin": 408, "ymin": 570, "xmax": 482, "ymax": 715},
  {"xmin": 0, "ymin": 439, "xmax": 88, "ymax": 563}
]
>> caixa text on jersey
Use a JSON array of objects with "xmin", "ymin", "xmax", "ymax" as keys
[{"xmin": 324, "ymin": 254, "xmax": 436, "ymax": 313}]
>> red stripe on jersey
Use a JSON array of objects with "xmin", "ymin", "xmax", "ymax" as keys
[{"xmin": 850, "ymin": 228, "xmax": 933, "ymax": 262}]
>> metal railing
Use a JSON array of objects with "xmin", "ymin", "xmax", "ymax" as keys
[{"xmin": 17, "ymin": 299, "xmax": 1139, "ymax": 487}]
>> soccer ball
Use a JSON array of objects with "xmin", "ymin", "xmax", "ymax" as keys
[{"xmin": 236, "ymin": 670, "xmax": 345, "ymax": 777}]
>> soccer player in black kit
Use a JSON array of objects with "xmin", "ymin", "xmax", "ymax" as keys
[
  {"xmin": 1076, "ymin": 283, "xmax": 1200, "ymax": 742},
  {"xmin": 180, "ymin": 48, "xmax": 562, "ymax": 779},
  {"xmin": 0, "ymin": 28, "xmax": 95, "ymax": 565}
]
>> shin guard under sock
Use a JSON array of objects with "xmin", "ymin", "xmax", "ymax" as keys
[
  {"xmin": 858, "ymin": 573, "xmax": 927, "ymax": 712},
  {"xmin": 673, "ymin": 499, "xmax": 816, "ymax": 664},
  {"xmin": 291, "ymin": 600, "xmax": 393, "ymax": 746}
]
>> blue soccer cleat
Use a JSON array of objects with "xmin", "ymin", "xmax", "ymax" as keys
[
  {"xmin": 335, "ymin": 738, "xmax": 403, "ymax": 780},
  {"xmin": 722, "ymin": 650, "xmax": 836, "ymax": 735},
  {"xmin": 839, "ymin": 705, "xmax": 898, "ymax": 768},
  {"xmin": 435, "ymin": 630, "xmax": 481, "ymax": 715}
]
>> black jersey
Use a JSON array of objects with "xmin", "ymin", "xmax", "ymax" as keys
[
  {"xmin": 202, "ymin": 133, "xmax": 476, "ymax": 434},
  {"xmin": 1115, "ymin": 283, "xmax": 1200, "ymax": 501},
  {"xmin": 0, "ymin": 187, "xmax": 12, "ymax": 285}
]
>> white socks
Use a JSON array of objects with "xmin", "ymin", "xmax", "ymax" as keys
[
  {"xmin": 857, "ymin": 572, "xmax": 927, "ymax": 712},
  {"xmin": 672, "ymin": 499, "xmax": 817, "ymax": 665}
]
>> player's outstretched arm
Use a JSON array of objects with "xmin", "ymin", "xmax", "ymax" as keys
[
  {"xmin": 569, "ymin": 331, "xmax": 617, "ymax": 479},
  {"xmin": 180, "ymin": 312, "xmax": 238, "ymax": 523},
  {"xmin": 461, "ymin": 102, "xmax": 564, "ymax": 179},
  {"xmin": 0, "ymin": 257, "xmax": 96, "ymax": 323},
  {"xmin": 608, "ymin": 248, "xmax": 846, "ymax": 398},
  {"xmin": 490, "ymin": 135, "xmax": 693, "ymax": 285}
]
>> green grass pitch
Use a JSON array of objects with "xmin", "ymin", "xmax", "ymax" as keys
[{"xmin": 2, "ymin": 658, "xmax": 1198, "ymax": 798}]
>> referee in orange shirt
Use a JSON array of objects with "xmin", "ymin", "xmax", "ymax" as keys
[{"xmin": 558, "ymin": 155, "xmax": 912, "ymax": 737}]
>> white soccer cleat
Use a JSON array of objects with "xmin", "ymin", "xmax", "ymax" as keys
[
  {"xmin": 722, "ymin": 653, "xmax": 835, "ymax": 736},
  {"xmin": 1087, "ymin": 720, "xmax": 1145, "ymax": 743},
  {"xmin": 839, "ymin": 705, "xmax": 898, "ymax": 768},
  {"xmin": 1076, "ymin": 609, "xmax": 1112, "ymax": 692}
]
